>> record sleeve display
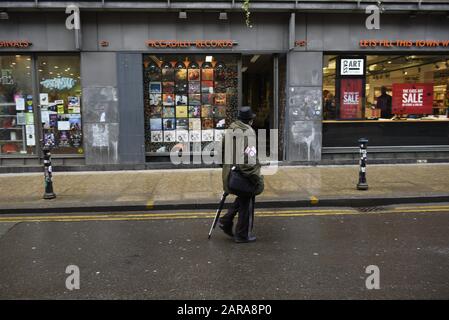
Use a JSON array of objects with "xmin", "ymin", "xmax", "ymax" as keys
[{"xmin": 143, "ymin": 55, "xmax": 238, "ymax": 154}]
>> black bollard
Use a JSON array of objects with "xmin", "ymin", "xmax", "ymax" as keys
[
  {"xmin": 43, "ymin": 145, "xmax": 56, "ymax": 199},
  {"xmin": 357, "ymin": 138, "xmax": 369, "ymax": 190}
]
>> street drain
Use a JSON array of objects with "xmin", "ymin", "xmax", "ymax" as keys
[{"xmin": 356, "ymin": 207, "xmax": 386, "ymax": 213}]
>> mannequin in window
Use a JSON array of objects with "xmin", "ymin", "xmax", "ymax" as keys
[{"xmin": 376, "ymin": 86, "xmax": 392, "ymax": 119}]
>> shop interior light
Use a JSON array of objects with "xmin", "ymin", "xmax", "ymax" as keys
[
  {"xmin": 219, "ymin": 12, "xmax": 228, "ymax": 20},
  {"xmin": 435, "ymin": 63, "xmax": 440, "ymax": 69},
  {"xmin": 250, "ymin": 55, "xmax": 260, "ymax": 63},
  {"xmin": 0, "ymin": 11, "xmax": 9, "ymax": 20},
  {"xmin": 179, "ymin": 11, "xmax": 187, "ymax": 19},
  {"xmin": 205, "ymin": 55, "xmax": 213, "ymax": 63},
  {"xmin": 242, "ymin": 67, "xmax": 248, "ymax": 73}
]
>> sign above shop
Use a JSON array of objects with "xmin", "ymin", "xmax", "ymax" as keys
[
  {"xmin": 340, "ymin": 58, "xmax": 364, "ymax": 76},
  {"xmin": 0, "ymin": 40, "xmax": 32, "ymax": 48},
  {"xmin": 145, "ymin": 40, "xmax": 237, "ymax": 49},
  {"xmin": 360, "ymin": 39, "xmax": 449, "ymax": 48}
]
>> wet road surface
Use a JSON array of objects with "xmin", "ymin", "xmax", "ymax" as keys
[{"xmin": 0, "ymin": 204, "xmax": 449, "ymax": 299}]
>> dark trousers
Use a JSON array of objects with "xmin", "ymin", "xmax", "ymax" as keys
[{"xmin": 220, "ymin": 195, "xmax": 255, "ymax": 239}]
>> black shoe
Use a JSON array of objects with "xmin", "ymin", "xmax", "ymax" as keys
[
  {"xmin": 218, "ymin": 222, "xmax": 234, "ymax": 238},
  {"xmin": 234, "ymin": 235, "xmax": 256, "ymax": 243}
]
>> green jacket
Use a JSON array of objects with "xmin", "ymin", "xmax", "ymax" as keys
[{"xmin": 222, "ymin": 120, "xmax": 264, "ymax": 196}]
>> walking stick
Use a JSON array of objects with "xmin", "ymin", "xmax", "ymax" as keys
[{"xmin": 208, "ymin": 191, "xmax": 229, "ymax": 239}]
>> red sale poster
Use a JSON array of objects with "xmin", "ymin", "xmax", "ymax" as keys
[
  {"xmin": 339, "ymin": 78, "xmax": 363, "ymax": 119},
  {"xmin": 392, "ymin": 83, "xmax": 433, "ymax": 115}
]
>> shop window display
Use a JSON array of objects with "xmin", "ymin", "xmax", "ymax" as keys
[
  {"xmin": 143, "ymin": 55, "xmax": 238, "ymax": 154},
  {"xmin": 323, "ymin": 54, "xmax": 449, "ymax": 121},
  {"xmin": 0, "ymin": 55, "xmax": 36, "ymax": 155},
  {"xmin": 38, "ymin": 55, "xmax": 83, "ymax": 154}
]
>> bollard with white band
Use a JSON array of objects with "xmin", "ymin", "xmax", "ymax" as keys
[{"xmin": 357, "ymin": 138, "xmax": 369, "ymax": 190}]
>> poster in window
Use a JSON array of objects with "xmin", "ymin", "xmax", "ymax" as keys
[
  {"xmin": 150, "ymin": 106, "xmax": 162, "ymax": 118},
  {"xmin": 214, "ymin": 129, "xmax": 225, "ymax": 142},
  {"xmin": 189, "ymin": 118, "xmax": 201, "ymax": 130},
  {"xmin": 162, "ymin": 82, "xmax": 175, "ymax": 94},
  {"xmin": 202, "ymin": 68, "xmax": 214, "ymax": 81},
  {"xmin": 175, "ymin": 82, "xmax": 188, "ymax": 94},
  {"xmin": 392, "ymin": 83, "xmax": 433, "ymax": 115},
  {"xmin": 58, "ymin": 131, "xmax": 70, "ymax": 147},
  {"xmin": 189, "ymin": 94, "xmax": 201, "ymax": 106},
  {"xmin": 163, "ymin": 118, "xmax": 175, "ymax": 130},
  {"xmin": 201, "ymin": 129, "xmax": 214, "ymax": 142},
  {"xmin": 189, "ymin": 81, "xmax": 200, "ymax": 94},
  {"xmin": 214, "ymin": 106, "xmax": 226, "ymax": 118},
  {"xmin": 70, "ymin": 131, "xmax": 82, "ymax": 148},
  {"xmin": 201, "ymin": 106, "xmax": 214, "ymax": 118},
  {"xmin": 175, "ymin": 95, "xmax": 188, "ymax": 106},
  {"xmin": 162, "ymin": 68, "xmax": 174, "ymax": 81},
  {"xmin": 163, "ymin": 131, "xmax": 176, "ymax": 143},
  {"xmin": 150, "ymin": 82, "xmax": 162, "ymax": 94},
  {"xmin": 162, "ymin": 106, "xmax": 175, "ymax": 118},
  {"xmin": 68, "ymin": 114, "xmax": 82, "ymax": 131},
  {"xmin": 202, "ymin": 93, "xmax": 214, "ymax": 105},
  {"xmin": 44, "ymin": 132, "xmax": 56, "ymax": 147},
  {"xmin": 202, "ymin": 118, "xmax": 214, "ymax": 129},
  {"xmin": 339, "ymin": 78, "xmax": 363, "ymax": 119},
  {"xmin": 150, "ymin": 118, "xmax": 162, "ymax": 130},
  {"xmin": 215, "ymin": 93, "xmax": 227, "ymax": 106},
  {"xmin": 189, "ymin": 130, "xmax": 201, "ymax": 142},
  {"xmin": 162, "ymin": 94, "xmax": 174, "ymax": 106},
  {"xmin": 215, "ymin": 118, "xmax": 226, "ymax": 129},
  {"xmin": 175, "ymin": 69, "xmax": 187, "ymax": 81},
  {"xmin": 201, "ymin": 81, "xmax": 214, "ymax": 94},
  {"xmin": 188, "ymin": 69, "xmax": 200, "ymax": 81},
  {"xmin": 176, "ymin": 130, "xmax": 189, "ymax": 143},
  {"xmin": 151, "ymin": 131, "xmax": 163, "ymax": 142},
  {"xmin": 188, "ymin": 106, "xmax": 201, "ymax": 118},
  {"xmin": 176, "ymin": 106, "xmax": 188, "ymax": 118},
  {"xmin": 150, "ymin": 94, "xmax": 162, "ymax": 106},
  {"xmin": 176, "ymin": 118, "xmax": 188, "ymax": 130}
]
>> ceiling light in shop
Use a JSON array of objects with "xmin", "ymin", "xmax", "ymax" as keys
[
  {"xmin": 368, "ymin": 64, "xmax": 377, "ymax": 71},
  {"xmin": 250, "ymin": 55, "xmax": 260, "ymax": 63},
  {"xmin": 242, "ymin": 67, "xmax": 248, "ymax": 73},
  {"xmin": 219, "ymin": 12, "xmax": 228, "ymax": 20},
  {"xmin": 0, "ymin": 12, "xmax": 9, "ymax": 20},
  {"xmin": 205, "ymin": 56, "xmax": 213, "ymax": 63},
  {"xmin": 388, "ymin": 61, "xmax": 392, "ymax": 64}
]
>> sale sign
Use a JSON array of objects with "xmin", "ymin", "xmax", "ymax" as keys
[
  {"xmin": 392, "ymin": 83, "xmax": 433, "ymax": 115},
  {"xmin": 339, "ymin": 78, "xmax": 363, "ymax": 119}
]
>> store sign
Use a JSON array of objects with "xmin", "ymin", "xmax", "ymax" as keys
[
  {"xmin": 340, "ymin": 59, "xmax": 364, "ymax": 76},
  {"xmin": 392, "ymin": 83, "xmax": 433, "ymax": 115},
  {"xmin": 340, "ymin": 78, "xmax": 363, "ymax": 119},
  {"xmin": 0, "ymin": 40, "xmax": 32, "ymax": 48},
  {"xmin": 360, "ymin": 39, "xmax": 449, "ymax": 48},
  {"xmin": 40, "ymin": 77, "xmax": 76, "ymax": 90},
  {"xmin": 145, "ymin": 40, "xmax": 237, "ymax": 48}
]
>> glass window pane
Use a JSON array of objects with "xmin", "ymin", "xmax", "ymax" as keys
[
  {"xmin": 143, "ymin": 54, "xmax": 238, "ymax": 155},
  {"xmin": 0, "ymin": 55, "xmax": 36, "ymax": 155},
  {"xmin": 37, "ymin": 55, "xmax": 83, "ymax": 154}
]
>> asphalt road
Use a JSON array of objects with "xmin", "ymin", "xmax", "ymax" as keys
[{"xmin": 0, "ymin": 204, "xmax": 449, "ymax": 299}]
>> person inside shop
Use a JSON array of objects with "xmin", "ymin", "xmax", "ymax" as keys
[
  {"xmin": 376, "ymin": 86, "xmax": 393, "ymax": 119},
  {"xmin": 323, "ymin": 91, "xmax": 336, "ymax": 120},
  {"xmin": 219, "ymin": 106, "xmax": 264, "ymax": 243}
]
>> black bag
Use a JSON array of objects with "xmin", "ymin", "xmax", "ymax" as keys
[{"xmin": 228, "ymin": 166, "xmax": 257, "ymax": 197}]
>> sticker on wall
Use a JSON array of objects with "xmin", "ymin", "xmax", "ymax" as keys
[{"xmin": 15, "ymin": 96, "xmax": 25, "ymax": 111}]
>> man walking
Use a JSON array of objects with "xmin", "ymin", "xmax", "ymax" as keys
[{"xmin": 219, "ymin": 106, "xmax": 264, "ymax": 243}]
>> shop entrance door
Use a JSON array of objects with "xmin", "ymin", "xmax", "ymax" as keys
[{"xmin": 242, "ymin": 54, "xmax": 280, "ymax": 158}]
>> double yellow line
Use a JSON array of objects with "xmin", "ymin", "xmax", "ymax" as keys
[{"xmin": 0, "ymin": 204, "xmax": 448, "ymax": 223}]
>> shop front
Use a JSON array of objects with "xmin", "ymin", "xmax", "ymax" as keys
[{"xmin": 1, "ymin": 4, "xmax": 449, "ymax": 170}]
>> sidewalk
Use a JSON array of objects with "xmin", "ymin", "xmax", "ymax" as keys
[{"xmin": 0, "ymin": 163, "xmax": 449, "ymax": 213}]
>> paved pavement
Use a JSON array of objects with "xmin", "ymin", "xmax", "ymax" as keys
[
  {"xmin": 0, "ymin": 163, "xmax": 449, "ymax": 212},
  {"xmin": 0, "ymin": 203, "xmax": 449, "ymax": 299}
]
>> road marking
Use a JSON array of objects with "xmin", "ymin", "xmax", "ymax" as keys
[{"xmin": 0, "ymin": 206, "xmax": 448, "ymax": 223}]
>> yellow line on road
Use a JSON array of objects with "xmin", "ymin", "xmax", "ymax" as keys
[{"xmin": 0, "ymin": 206, "xmax": 448, "ymax": 223}]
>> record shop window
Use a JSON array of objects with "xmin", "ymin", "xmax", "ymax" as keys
[
  {"xmin": 143, "ymin": 55, "xmax": 238, "ymax": 154},
  {"xmin": 38, "ymin": 55, "xmax": 83, "ymax": 155},
  {"xmin": 322, "ymin": 54, "xmax": 449, "ymax": 121},
  {"xmin": 0, "ymin": 55, "xmax": 36, "ymax": 155}
]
